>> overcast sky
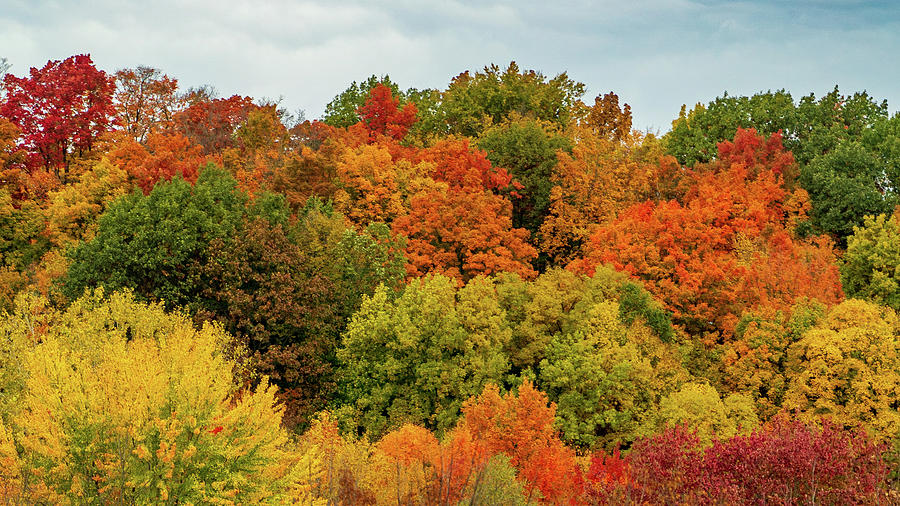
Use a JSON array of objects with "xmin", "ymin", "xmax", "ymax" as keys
[{"xmin": 1, "ymin": 0, "xmax": 898, "ymax": 132}]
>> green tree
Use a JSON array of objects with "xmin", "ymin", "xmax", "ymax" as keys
[
  {"xmin": 800, "ymin": 141, "xmax": 897, "ymax": 242},
  {"xmin": 440, "ymin": 62, "xmax": 585, "ymax": 138},
  {"xmin": 538, "ymin": 300, "xmax": 687, "ymax": 449},
  {"xmin": 63, "ymin": 165, "xmax": 246, "ymax": 307},
  {"xmin": 793, "ymin": 87, "xmax": 889, "ymax": 165},
  {"xmin": 335, "ymin": 275, "xmax": 513, "ymax": 438},
  {"xmin": 477, "ymin": 116, "xmax": 572, "ymax": 250},
  {"xmin": 499, "ymin": 267, "xmax": 675, "ymax": 373},
  {"xmin": 647, "ymin": 383, "xmax": 758, "ymax": 446},
  {"xmin": 842, "ymin": 212, "xmax": 900, "ymax": 310}
]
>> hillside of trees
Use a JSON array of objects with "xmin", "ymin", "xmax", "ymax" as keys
[{"xmin": 2, "ymin": 54, "xmax": 900, "ymax": 503}]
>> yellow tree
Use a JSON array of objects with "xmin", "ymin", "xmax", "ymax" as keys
[
  {"xmin": 44, "ymin": 158, "xmax": 130, "ymax": 247},
  {"xmin": 720, "ymin": 301, "xmax": 826, "ymax": 420},
  {"xmin": 332, "ymin": 142, "xmax": 432, "ymax": 227},
  {"xmin": 0, "ymin": 289, "xmax": 320, "ymax": 504},
  {"xmin": 783, "ymin": 299, "xmax": 900, "ymax": 442},
  {"xmin": 579, "ymin": 91, "xmax": 633, "ymax": 142}
]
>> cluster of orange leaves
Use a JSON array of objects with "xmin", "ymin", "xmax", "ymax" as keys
[
  {"xmin": 309, "ymin": 380, "xmax": 583, "ymax": 504},
  {"xmin": 319, "ymin": 85, "xmax": 538, "ymax": 283},
  {"xmin": 571, "ymin": 129, "xmax": 842, "ymax": 336}
]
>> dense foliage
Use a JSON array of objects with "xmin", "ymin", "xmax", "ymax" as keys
[{"xmin": 2, "ymin": 54, "xmax": 900, "ymax": 503}]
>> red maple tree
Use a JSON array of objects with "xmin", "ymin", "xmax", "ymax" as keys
[{"xmin": 1, "ymin": 54, "xmax": 116, "ymax": 179}]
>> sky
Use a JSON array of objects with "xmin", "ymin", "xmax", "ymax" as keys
[{"xmin": 1, "ymin": 0, "xmax": 898, "ymax": 132}]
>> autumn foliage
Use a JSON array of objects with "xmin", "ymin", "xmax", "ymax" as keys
[
  {"xmin": 2, "ymin": 54, "xmax": 900, "ymax": 503},
  {"xmin": 587, "ymin": 420, "xmax": 889, "ymax": 504},
  {"xmin": 1, "ymin": 54, "xmax": 115, "ymax": 178},
  {"xmin": 358, "ymin": 83, "xmax": 418, "ymax": 141},
  {"xmin": 573, "ymin": 128, "xmax": 843, "ymax": 336},
  {"xmin": 105, "ymin": 131, "xmax": 208, "ymax": 193}
]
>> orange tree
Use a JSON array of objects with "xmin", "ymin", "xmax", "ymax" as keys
[{"xmin": 572, "ymin": 129, "xmax": 842, "ymax": 337}]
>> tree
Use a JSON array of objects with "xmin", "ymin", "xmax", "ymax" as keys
[
  {"xmin": 538, "ymin": 298, "xmax": 687, "ymax": 449},
  {"xmin": 783, "ymin": 299, "xmax": 900, "ymax": 442},
  {"xmin": 373, "ymin": 423, "xmax": 510, "ymax": 505},
  {"xmin": 105, "ymin": 130, "xmax": 208, "ymax": 193},
  {"xmin": 496, "ymin": 266, "xmax": 676, "ymax": 372},
  {"xmin": 393, "ymin": 184, "xmax": 537, "ymax": 282},
  {"xmin": 664, "ymin": 87, "xmax": 898, "ymax": 243},
  {"xmin": 0, "ymin": 192, "xmax": 48, "ymax": 311},
  {"xmin": 357, "ymin": 84, "xmax": 418, "ymax": 142},
  {"xmin": 323, "ymin": 75, "xmax": 443, "ymax": 144},
  {"xmin": 0, "ymin": 54, "xmax": 116, "ymax": 179},
  {"xmin": 646, "ymin": 383, "xmax": 758, "ymax": 446},
  {"xmin": 198, "ymin": 212, "xmax": 341, "ymax": 428},
  {"xmin": 0, "ymin": 289, "xmax": 317, "ymax": 503},
  {"xmin": 322, "ymin": 75, "xmax": 406, "ymax": 128},
  {"xmin": 114, "ymin": 66, "xmax": 182, "ymax": 142},
  {"xmin": 459, "ymin": 380, "xmax": 582, "ymax": 503},
  {"xmin": 721, "ymin": 301, "xmax": 826, "ymax": 419},
  {"xmin": 793, "ymin": 87, "xmax": 890, "ymax": 165},
  {"xmin": 842, "ymin": 212, "xmax": 900, "ymax": 310},
  {"xmin": 477, "ymin": 116, "xmax": 572, "ymax": 242},
  {"xmin": 699, "ymin": 420, "xmax": 889, "ymax": 505},
  {"xmin": 195, "ymin": 197, "xmax": 407, "ymax": 430},
  {"xmin": 0, "ymin": 117, "xmax": 29, "ymax": 200},
  {"xmin": 613, "ymin": 420, "xmax": 890, "ymax": 504},
  {"xmin": 574, "ymin": 129, "xmax": 842, "ymax": 337},
  {"xmin": 292, "ymin": 198, "xmax": 408, "ymax": 321},
  {"xmin": 175, "ymin": 93, "xmax": 258, "ymax": 155},
  {"xmin": 268, "ymin": 143, "xmax": 338, "ymax": 210},
  {"xmin": 0, "ymin": 189, "xmax": 47, "ymax": 272},
  {"xmin": 664, "ymin": 90, "xmax": 798, "ymax": 167},
  {"xmin": 801, "ymin": 139, "xmax": 898, "ymax": 242},
  {"xmin": 441, "ymin": 62, "xmax": 585, "ymax": 138},
  {"xmin": 335, "ymin": 276, "xmax": 513, "ymax": 437},
  {"xmin": 663, "ymin": 87, "xmax": 887, "ymax": 168},
  {"xmin": 44, "ymin": 158, "xmax": 130, "ymax": 248},
  {"xmin": 418, "ymin": 137, "xmax": 515, "ymax": 193},
  {"xmin": 63, "ymin": 181, "xmax": 405, "ymax": 428},
  {"xmin": 541, "ymin": 128, "xmax": 676, "ymax": 266},
  {"xmin": 735, "ymin": 230, "xmax": 843, "ymax": 315},
  {"xmin": 581, "ymin": 91, "xmax": 633, "ymax": 142},
  {"xmin": 63, "ymin": 166, "xmax": 246, "ymax": 307},
  {"xmin": 332, "ymin": 142, "xmax": 429, "ymax": 226},
  {"xmin": 224, "ymin": 105, "xmax": 291, "ymax": 194}
]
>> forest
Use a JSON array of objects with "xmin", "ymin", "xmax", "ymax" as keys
[{"xmin": 1, "ymin": 54, "xmax": 900, "ymax": 504}]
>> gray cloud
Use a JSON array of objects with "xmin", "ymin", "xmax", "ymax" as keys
[{"xmin": 1, "ymin": 0, "xmax": 897, "ymax": 131}]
